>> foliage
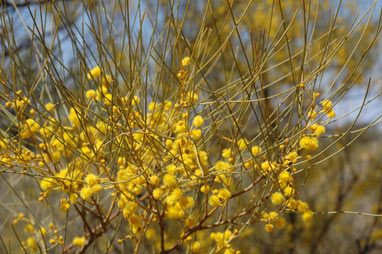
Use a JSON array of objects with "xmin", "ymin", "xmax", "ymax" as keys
[{"xmin": 0, "ymin": 0, "xmax": 382, "ymax": 253}]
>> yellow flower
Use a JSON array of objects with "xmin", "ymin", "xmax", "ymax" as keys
[
  {"xmin": 265, "ymin": 223, "xmax": 274, "ymax": 232},
  {"xmin": 285, "ymin": 151, "xmax": 298, "ymax": 162},
  {"xmin": 86, "ymin": 89, "xmax": 96, "ymax": 99},
  {"xmin": 191, "ymin": 241, "xmax": 201, "ymax": 252},
  {"xmin": 192, "ymin": 115, "xmax": 204, "ymax": 128},
  {"xmin": 25, "ymin": 118, "xmax": 40, "ymax": 133},
  {"xmin": 80, "ymin": 187, "xmax": 93, "ymax": 200},
  {"xmin": 85, "ymin": 174, "xmax": 98, "ymax": 187},
  {"xmin": 104, "ymin": 93, "xmax": 113, "ymax": 106},
  {"xmin": 145, "ymin": 228, "xmax": 156, "ymax": 239},
  {"xmin": 91, "ymin": 184, "xmax": 102, "ymax": 194},
  {"xmin": 163, "ymin": 174, "xmax": 176, "ymax": 187},
  {"xmin": 45, "ymin": 103, "xmax": 55, "ymax": 112},
  {"xmin": 251, "ymin": 146, "xmax": 262, "ymax": 156},
  {"xmin": 244, "ymin": 160, "xmax": 254, "ymax": 168},
  {"xmin": 72, "ymin": 236, "xmax": 85, "ymax": 246},
  {"xmin": 149, "ymin": 175, "xmax": 159, "ymax": 185},
  {"xmin": 200, "ymin": 184, "xmax": 210, "ymax": 194},
  {"xmin": 311, "ymin": 124, "xmax": 326, "ymax": 136},
  {"xmin": 284, "ymin": 186, "xmax": 295, "ymax": 197},
  {"xmin": 175, "ymin": 120, "xmax": 187, "ymax": 133},
  {"xmin": 87, "ymin": 66, "xmax": 101, "ymax": 80},
  {"xmin": 181, "ymin": 56, "xmax": 191, "ymax": 67},
  {"xmin": 297, "ymin": 201, "xmax": 310, "ymax": 213},
  {"xmin": 222, "ymin": 148, "xmax": 232, "ymax": 159},
  {"xmin": 69, "ymin": 107, "xmax": 81, "ymax": 128},
  {"xmin": 186, "ymin": 91, "xmax": 199, "ymax": 104},
  {"xmin": 209, "ymin": 195, "xmax": 220, "ymax": 207},
  {"xmin": 153, "ymin": 188, "xmax": 164, "ymax": 199},
  {"xmin": 191, "ymin": 129, "xmax": 202, "ymax": 140},
  {"xmin": 179, "ymin": 196, "xmax": 194, "ymax": 209},
  {"xmin": 218, "ymin": 188, "xmax": 231, "ymax": 201},
  {"xmin": 321, "ymin": 99, "xmax": 332, "ymax": 112},
  {"xmin": 166, "ymin": 204, "xmax": 184, "ymax": 219},
  {"xmin": 275, "ymin": 217, "xmax": 286, "ymax": 229},
  {"xmin": 216, "ymin": 161, "xmax": 230, "ymax": 171},
  {"xmin": 299, "ymin": 136, "xmax": 318, "ymax": 151},
  {"xmin": 24, "ymin": 224, "xmax": 34, "ymax": 233},
  {"xmin": 327, "ymin": 109, "xmax": 336, "ymax": 118},
  {"xmin": 40, "ymin": 178, "xmax": 55, "ymax": 191},
  {"xmin": 261, "ymin": 161, "xmax": 274, "ymax": 172},
  {"xmin": 302, "ymin": 211, "xmax": 313, "ymax": 224},
  {"xmin": 237, "ymin": 138, "xmax": 248, "ymax": 151},
  {"xmin": 309, "ymin": 109, "xmax": 318, "ymax": 119},
  {"xmin": 26, "ymin": 237, "xmax": 38, "ymax": 251},
  {"xmin": 271, "ymin": 192, "xmax": 285, "ymax": 205}
]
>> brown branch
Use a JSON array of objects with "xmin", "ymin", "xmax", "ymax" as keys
[{"xmin": 62, "ymin": 210, "xmax": 121, "ymax": 254}]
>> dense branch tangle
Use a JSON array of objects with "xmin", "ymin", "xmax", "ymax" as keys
[{"xmin": 0, "ymin": 0, "xmax": 381, "ymax": 253}]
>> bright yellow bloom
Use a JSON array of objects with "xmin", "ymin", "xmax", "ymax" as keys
[
  {"xmin": 299, "ymin": 136, "xmax": 318, "ymax": 151},
  {"xmin": 309, "ymin": 109, "xmax": 318, "ymax": 119},
  {"xmin": 297, "ymin": 201, "xmax": 310, "ymax": 213},
  {"xmin": 311, "ymin": 124, "xmax": 326, "ymax": 136},
  {"xmin": 302, "ymin": 211, "xmax": 313, "ymax": 224},
  {"xmin": 45, "ymin": 103, "xmax": 55, "ymax": 112},
  {"xmin": 86, "ymin": 89, "xmax": 96, "ymax": 99},
  {"xmin": 26, "ymin": 237, "xmax": 38, "ymax": 251},
  {"xmin": 191, "ymin": 241, "xmax": 201, "ymax": 252},
  {"xmin": 80, "ymin": 187, "xmax": 93, "ymax": 200},
  {"xmin": 87, "ymin": 66, "xmax": 101, "ymax": 80},
  {"xmin": 153, "ymin": 188, "xmax": 163, "ymax": 200},
  {"xmin": 251, "ymin": 146, "xmax": 262, "ymax": 156},
  {"xmin": 69, "ymin": 108, "xmax": 81, "ymax": 128},
  {"xmin": 209, "ymin": 195, "xmax": 220, "ymax": 207},
  {"xmin": 191, "ymin": 129, "xmax": 202, "ymax": 140},
  {"xmin": 222, "ymin": 148, "xmax": 232, "ymax": 159},
  {"xmin": 216, "ymin": 160, "xmax": 230, "ymax": 171},
  {"xmin": 261, "ymin": 161, "xmax": 274, "ymax": 172},
  {"xmin": 271, "ymin": 192, "xmax": 285, "ymax": 205},
  {"xmin": 91, "ymin": 184, "xmax": 102, "ymax": 193},
  {"xmin": 218, "ymin": 188, "xmax": 231, "ymax": 201},
  {"xmin": 149, "ymin": 175, "xmax": 159, "ymax": 185},
  {"xmin": 327, "ymin": 109, "xmax": 336, "ymax": 118},
  {"xmin": 24, "ymin": 224, "xmax": 34, "ymax": 232},
  {"xmin": 25, "ymin": 118, "xmax": 40, "ymax": 133},
  {"xmin": 40, "ymin": 178, "xmax": 55, "ymax": 191},
  {"xmin": 192, "ymin": 115, "xmax": 204, "ymax": 128},
  {"xmin": 321, "ymin": 99, "xmax": 332, "ymax": 112},
  {"xmin": 200, "ymin": 184, "xmax": 210, "ymax": 194},
  {"xmin": 181, "ymin": 56, "xmax": 191, "ymax": 67},
  {"xmin": 85, "ymin": 174, "xmax": 98, "ymax": 187},
  {"xmin": 244, "ymin": 160, "xmax": 254, "ymax": 168},
  {"xmin": 104, "ymin": 93, "xmax": 113, "ymax": 106},
  {"xmin": 175, "ymin": 120, "xmax": 187, "ymax": 133},
  {"xmin": 72, "ymin": 236, "xmax": 85, "ymax": 246},
  {"xmin": 265, "ymin": 223, "xmax": 274, "ymax": 232},
  {"xmin": 163, "ymin": 174, "xmax": 176, "ymax": 187},
  {"xmin": 186, "ymin": 92, "xmax": 199, "ymax": 104},
  {"xmin": 237, "ymin": 138, "xmax": 248, "ymax": 151},
  {"xmin": 285, "ymin": 151, "xmax": 298, "ymax": 162},
  {"xmin": 284, "ymin": 186, "xmax": 295, "ymax": 197}
]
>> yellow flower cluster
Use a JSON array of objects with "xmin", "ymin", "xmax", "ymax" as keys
[
  {"xmin": 209, "ymin": 188, "xmax": 231, "ymax": 207},
  {"xmin": 80, "ymin": 173, "xmax": 103, "ymax": 200},
  {"xmin": 261, "ymin": 212, "xmax": 286, "ymax": 232},
  {"xmin": 0, "ymin": 60, "xmax": 335, "ymax": 253}
]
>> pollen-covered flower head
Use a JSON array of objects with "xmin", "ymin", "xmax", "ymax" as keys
[{"xmin": 299, "ymin": 136, "xmax": 319, "ymax": 151}]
